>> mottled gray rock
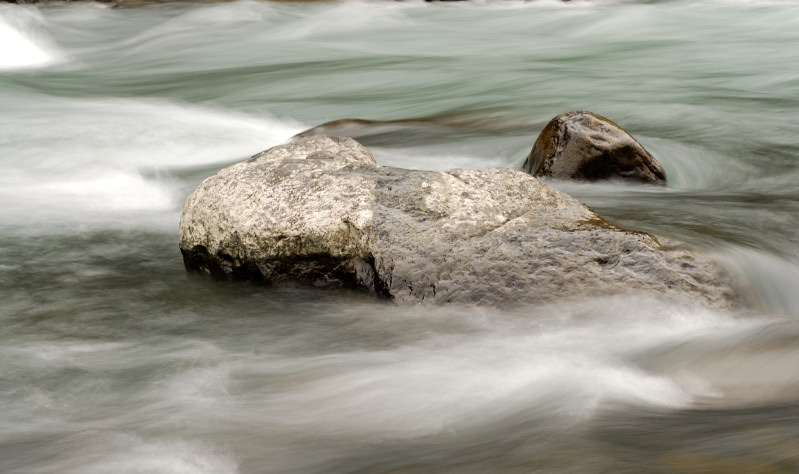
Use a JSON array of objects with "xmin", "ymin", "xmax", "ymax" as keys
[
  {"xmin": 180, "ymin": 135, "xmax": 737, "ymax": 308},
  {"xmin": 523, "ymin": 111, "xmax": 667, "ymax": 184}
]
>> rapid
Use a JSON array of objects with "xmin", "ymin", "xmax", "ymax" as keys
[{"xmin": 2, "ymin": 0, "xmax": 799, "ymax": 472}]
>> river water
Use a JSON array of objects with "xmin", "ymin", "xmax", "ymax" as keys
[{"xmin": 2, "ymin": 0, "xmax": 799, "ymax": 472}]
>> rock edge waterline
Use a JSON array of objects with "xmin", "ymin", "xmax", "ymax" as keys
[{"xmin": 179, "ymin": 135, "xmax": 740, "ymax": 309}]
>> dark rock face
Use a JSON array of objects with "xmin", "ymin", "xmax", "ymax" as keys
[
  {"xmin": 179, "ymin": 135, "xmax": 738, "ymax": 308},
  {"xmin": 523, "ymin": 111, "xmax": 667, "ymax": 184}
]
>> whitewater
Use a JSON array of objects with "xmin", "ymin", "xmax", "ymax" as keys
[{"xmin": 1, "ymin": 0, "xmax": 799, "ymax": 472}]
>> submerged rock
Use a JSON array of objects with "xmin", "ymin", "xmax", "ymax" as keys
[
  {"xmin": 292, "ymin": 113, "xmax": 530, "ymax": 147},
  {"xmin": 180, "ymin": 135, "xmax": 736, "ymax": 308},
  {"xmin": 523, "ymin": 111, "xmax": 667, "ymax": 184}
]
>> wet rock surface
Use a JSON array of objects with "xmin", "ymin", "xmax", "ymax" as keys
[
  {"xmin": 523, "ymin": 111, "xmax": 667, "ymax": 184},
  {"xmin": 180, "ymin": 135, "xmax": 736, "ymax": 307}
]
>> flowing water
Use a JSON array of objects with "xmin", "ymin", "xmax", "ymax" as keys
[{"xmin": 2, "ymin": 0, "xmax": 799, "ymax": 472}]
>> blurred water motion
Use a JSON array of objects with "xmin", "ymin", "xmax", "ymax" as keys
[{"xmin": 2, "ymin": 0, "xmax": 799, "ymax": 472}]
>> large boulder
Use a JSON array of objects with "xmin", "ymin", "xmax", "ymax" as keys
[
  {"xmin": 180, "ymin": 135, "xmax": 737, "ymax": 307},
  {"xmin": 523, "ymin": 111, "xmax": 667, "ymax": 184}
]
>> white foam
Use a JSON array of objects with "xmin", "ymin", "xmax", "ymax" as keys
[
  {"xmin": 68, "ymin": 434, "xmax": 239, "ymax": 474},
  {"xmin": 715, "ymin": 247, "xmax": 799, "ymax": 315},
  {"xmin": 229, "ymin": 297, "xmax": 737, "ymax": 439},
  {"xmin": 267, "ymin": 0, "xmax": 414, "ymax": 41},
  {"xmin": 37, "ymin": 172, "xmax": 176, "ymax": 212},
  {"xmin": 0, "ymin": 7, "xmax": 64, "ymax": 71},
  {"xmin": 0, "ymin": 95, "xmax": 302, "ymax": 228}
]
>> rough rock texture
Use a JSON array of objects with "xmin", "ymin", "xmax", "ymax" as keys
[
  {"xmin": 180, "ymin": 135, "xmax": 737, "ymax": 308},
  {"xmin": 523, "ymin": 111, "xmax": 667, "ymax": 184}
]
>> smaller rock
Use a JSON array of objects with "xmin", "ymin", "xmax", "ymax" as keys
[{"xmin": 523, "ymin": 111, "xmax": 667, "ymax": 184}]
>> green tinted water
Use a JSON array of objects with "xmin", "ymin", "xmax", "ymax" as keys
[{"xmin": 2, "ymin": 1, "xmax": 799, "ymax": 472}]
